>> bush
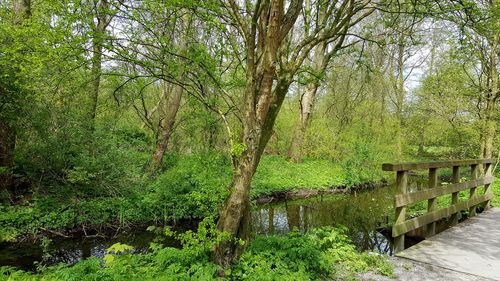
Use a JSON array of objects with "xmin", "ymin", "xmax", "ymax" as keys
[
  {"xmin": 341, "ymin": 141, "xmax": 385, "ymax": 187},
  {"xmin": 142, "ymin": 153, "xmax": 231, "ymax": 222},
  {"xmin": 232, "ymin": 227, "xmax": 393, "ymax": 280}
]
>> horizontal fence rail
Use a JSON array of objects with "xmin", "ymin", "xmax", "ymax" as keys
[{"xmin": 383, "ymin": 159, "xmax": 496, "ymax": 253}]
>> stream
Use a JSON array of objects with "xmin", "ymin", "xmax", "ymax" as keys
[
  {"xmin": 252, "ymin": 186, "xmax": 396, "ymax": 254},
  {"xmin": 1, "ymin": 177, "xmax": 429, "ymax": 271}
]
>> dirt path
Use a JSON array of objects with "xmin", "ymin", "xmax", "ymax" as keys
[{"xmin": 358, "ymin": 257, "xmax": 493, "ymax": 281}]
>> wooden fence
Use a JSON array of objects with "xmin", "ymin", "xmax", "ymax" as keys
[{"xmin": 383, "ymin": 159, "xmax": 496, "ymax": 253}]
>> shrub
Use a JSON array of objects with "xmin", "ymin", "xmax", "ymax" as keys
[{"xmin": 143, "ymin": 153, "xmax": 231, "ymax": 222}]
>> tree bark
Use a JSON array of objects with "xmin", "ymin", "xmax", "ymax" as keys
[
  {"xmin": 212, "ymin": 0, "xmax": 301, "ymax": 266},
  {"xmin": 287, "ymin": 4, "xmax": 337, "ymax": 163},
  {"xmin": 288, "ymin": 82, "xmax": 319, "ymax": 162},
  {"xmin": 213, "ymin": 72, "xmax": 294, "ymax": 266},
  {"xmin": 89, "ymin": 0, "xmax": 111, "ymax": 131},
  {"xmin": 394, "ymin": 42, "xmax": 405, "ymax": 159},
  {"xmin": 212, "ymin": 152, "xmax": 256, "ymax": 267},
  {"xmin": 149, "ymin": 81, "xmax": 183, "ymax": 174},
  {"xmin": 12, "ymin": 0, "xmax": 30, "ymax": 24},
  {"xmin": 481, "ymin": 32, "xmax": 498, "ymax": 160},
  {"xmin": 148, "ymin": 12, "xmax": 190, "ymax": 175}
]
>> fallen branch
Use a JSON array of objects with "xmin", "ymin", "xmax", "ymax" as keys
[{"xmin": 40, "ymin": 227, "xmax": 70, "ymax": 238}]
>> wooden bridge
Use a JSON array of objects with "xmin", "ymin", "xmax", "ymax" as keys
[{"xmin": 383, "ymin": 159, "xmax": 499, "ymax": 280}]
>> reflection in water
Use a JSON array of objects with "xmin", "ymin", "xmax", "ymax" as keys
[
  {"xmin": 252, "ymin": 185, "xmax": 396, "ymax": 255},
  {"xmin": 0, "ymin": 228, "xmax": 179, "ymax": 271}
]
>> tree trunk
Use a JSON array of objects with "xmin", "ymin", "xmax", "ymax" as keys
[
  {"xmin": 212, "ymin": 153, "xmax": 255, "ymax": 267},
  {"xmin": 149, "ymin": 82, "xmax": 183, "ymax": 174},
  {"xmin": 212, "ymin": 0, "xmax": 366, "ymax": 267},
  {"xmin": 89, "ymin": 0, "xmax": 111, "ymax": 131},
  {"xmin": 480, "ymin": 93, "xmax": 496, "ymax": 161},
  {"xmin": 212, "ymin": 70, "xmax": 279, "ymax": 265},
  {"xmin": 394, "ymin": 43, "xmax": 405, "ymax": 159},
  {"xmin": 287, "ymin": 35, "xmax": 328, "ymax": 163},
  {"xmin": 90, "ymin": 36, "xmax": 103, "ymax": 128},
  {"xmin": 212, "ymin": 70, "xmax": 293, "ymax": 266},
  {"xmin": 12, "ymin": 0, "xmax": 30, "ymax": 24},
  {"xmin": 148, "ymin": 12, "xmax": 190, "ymax": 175},
  {"xmin": 213, "ymin": 0, "xmax": 303, "ymax": 265},
  {"xmin": 288, "ymin": 83, "xmax": 319, "ymax": 162},
  {"xmin": 481, "ymin": 33, "xmax": 498, "ymax": 160}
]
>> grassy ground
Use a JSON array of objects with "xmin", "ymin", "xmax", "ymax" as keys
[{"xmin": 252, "ymin": 156, "xmax": 349, "ymax": 197}]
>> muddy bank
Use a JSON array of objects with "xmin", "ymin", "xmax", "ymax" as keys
[
  {"xmin": 254, "ymin": 180, "xmax": 388, "ymax": 204},
  {"xmin": 6, "ymin": 218, "xmax": 200, "ymax": 245}
]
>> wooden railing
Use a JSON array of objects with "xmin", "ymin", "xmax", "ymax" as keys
[{"xmin": 382, "ymin": 159, "xmax": 496, "ymax": 253}]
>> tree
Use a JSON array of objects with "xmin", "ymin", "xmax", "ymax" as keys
[
  {"xmin": 412, "ymin": 50, "xmax": 481, "ymax": 158},
  {"xmin": 287, "ymin": 0, "xmax": 349, "ymax": 163},
  {"xmin": 102, "ymin": 1, "xmax": 224, "ymax": 173},
  {"xmin": 89, "ymin": 0, "xmax": 114, "ymax": 131},
  {"xmin": 430, "ymin": 0, "xmax": 499, "ymax": 160},
  {"xmin": 149, "ymin": 11, "xmax": 191, "ymax": 174},
  {"xmin": 212, "ymin": 0, "xmax": 375, "ymax": 267},
  {"xmin": 458, "ymin": 1, "xmax": 500, "ymax": 160},
  {"xmin": 383, "ymin": 4, "xmax": 425, "ymax": 158}
]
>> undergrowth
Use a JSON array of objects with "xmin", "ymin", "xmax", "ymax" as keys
[
  {"xmin": 1, "ymin": 155, "xmax": 378, "ymax": 243},
  {"xmin": 0, "ymin": 219, "xmax": 393, "ymax": 281}
]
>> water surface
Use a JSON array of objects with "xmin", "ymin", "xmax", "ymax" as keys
[{"xmin": 252, "ymin": 185, "xmax": 396, "ymax": 254}]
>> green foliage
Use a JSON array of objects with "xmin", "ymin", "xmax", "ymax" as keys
[
  {"xmin": 342, "ymin": 140, "xmax": 385, "ymax": 187},
  {"xmin": 231, "ymin": 143, "xmax": 247, "ymax": 157},
  {"xmin": 143, "ymin": 153, "xmax": 231, "ymax": 221},
  {"xmin": 0, "ymin": 0, "xmax": 497, "ymax": 279},
  {"xmin": 0, "ymin": 226, "xmax": 18, "ymax": 243},
  {"xmin": 1, "ymin": 225, "xmax": 392, "ymax": 281},
  {"xmin": 231, "ymin": 227, "xmax": 393, "ymax": 280},
  {"xmin": 232, "ymin": 231, "xmax": 329, "ymax": 280},
  {"xmin": 492, "ymin": 176, "xmax": 500, "ymax": 207},
  {"xmin": 103, "ymin": 243, "xmax": 134, "ymax": 265},
  {"xmin": 2, "ymin": 154, "xmax": 375, "ymax": 242},
  {"xmin": 162, "ymin": 217, "xmax": 231, "ymax": 259},
  {"xmin": 252, "ymin": 156, "xmax": 346, "ymax": 197},
  {"xmin": 409, "ymin": 52, "xmax": 482, "ymax": 159}
]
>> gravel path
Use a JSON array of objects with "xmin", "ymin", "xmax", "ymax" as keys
[{"xmin": 358, "ymin": 257, "xmax": 494, "ymax": 281}]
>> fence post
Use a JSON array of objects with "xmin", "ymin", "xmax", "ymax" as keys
[
  {"xmin": 450, "ymin": 166, "xmax": 460, "ymax": 226},
  {"xmin": 426, "ymin": 168, "xmax": 438, "ymax": 236},
  {"xmin": 484, "ymin": 163, "xmax": 492, "ymax": 210},
  {"xmin": 394, "ymin": 170, "xmax": 408, "ymax": 253},
  {"xmin": 469, "ymin": 164, "xmax": 478, "ymax": 216}
]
